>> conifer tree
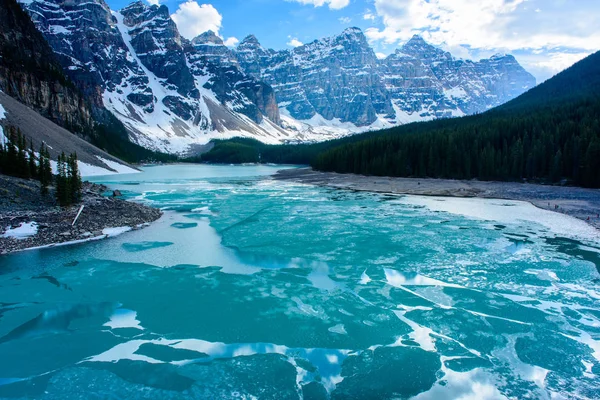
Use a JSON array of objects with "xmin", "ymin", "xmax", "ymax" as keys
[
  {"xmin": 0, "ymin": 141, "xmax": 5, "ymax": 174},
  {"xmin": 38, "ymin": 143, "xmax": 52, "ymax": 195},
  {"xmin": 55, "ymin": 152, "xmax": 70, "ymax": 206},
  {"xmin": 68, "ymin": 152, "xmax": 82, "ymax": 203}
]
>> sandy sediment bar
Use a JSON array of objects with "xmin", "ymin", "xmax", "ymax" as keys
[{"xmin": 274, "ymin": 168, "xmax": 600, "ymax": 231}]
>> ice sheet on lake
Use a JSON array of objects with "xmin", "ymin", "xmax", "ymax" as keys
[
  {"xmin": 102, "ymin": 226, "xmax": 132, "ymax": 237},
  {"xmin": 399, "ymin": 196, "xmax": 599, "ymax": 242},
  {"xmin": 103, "ymin": 309, "xmax": 143, "ymax": 330}
]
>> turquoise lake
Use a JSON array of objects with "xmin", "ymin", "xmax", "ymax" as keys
[{"xmin": 1, "ymin": 164, "xmax": 599, "ymax": 399}]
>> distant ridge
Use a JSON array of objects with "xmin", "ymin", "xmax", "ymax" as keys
[
  {"xmin": 18, "ymin": 0, "xmax": 535, "ymax": 154},
  {"xmin": 310, "ymin": 50, "xmax": 600, "ymax": 188}
]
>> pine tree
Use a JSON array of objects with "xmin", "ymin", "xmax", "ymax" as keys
[
  {"xmin": 68, "ymin": 152, "xmax": 82, "ymax": 203},
  {"xmin": 0, "ymin": 141, "xmax": 5, "ymax": 174},
  {"xmin": 39, "ymin": 143, "xmax": 52, "ymax": 195},
  {"xmin": 55, "ymin": 152, "xmax": 70, "ymax": 206}
]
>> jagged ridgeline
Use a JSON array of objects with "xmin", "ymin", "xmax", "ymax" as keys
[
  {"xmin": 311, "ymin": 51, "xmax": 600, "ymax": 188},
  {"xmin": 0, "ymin": 0, "xmax": 173, "ymax": 163},
  {"xmin": 17, "ymin": 0, "xmax": 535, "ymax": 155}
]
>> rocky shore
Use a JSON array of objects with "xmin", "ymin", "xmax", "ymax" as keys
[
  {"xmin": 275, "ymin": 168, "xmax": 600, "ymax": 231},
  {"xmin": 0, "ymin": 175, "xmax": 162, "ymax": 254}
]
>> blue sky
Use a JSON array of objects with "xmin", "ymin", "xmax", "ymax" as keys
[{"xmin": 105, "ymin": 0, "xmax": 600, "ymax": 82}]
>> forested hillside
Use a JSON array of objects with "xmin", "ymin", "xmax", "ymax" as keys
[{"xmin": 311, "ymin": 51, "xmax": 600, "ymax": 188}]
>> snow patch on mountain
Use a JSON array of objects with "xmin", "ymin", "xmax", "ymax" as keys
[{"xmin": 18, "ymin": 0, "xmax": 536, "ymax": 155}]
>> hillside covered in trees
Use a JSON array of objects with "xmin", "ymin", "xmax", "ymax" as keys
[
  {"xmin": 199, "ymin": 50, "xmax": 600, "ymax": 188},
  {"xmin": 312, "ymin": 51, "xmax": 600, "ymax": 188}
]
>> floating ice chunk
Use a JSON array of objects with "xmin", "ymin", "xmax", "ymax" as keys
[
  {"xmin": 385, "ymin": 269, "xmax": 463, "ymax": 288},
  {"xmin": 582, "ymin": 360, "xmax": 595, "ymax": 376},
  {"xmin": 400, "ymin": 196, "xmax": 599, "ymax": 242},
  {"xmin": 102, "ymin": 226, "xmax": 132, "ymax": 237},
  {"xmin": 393, "ymin": 310, "xmax": 436, "ymax": 352},
  {"xmin": 2, "ymin": 222, "xmax": 38, "ymax": 240},
  {"xmin": 562, "ymin": 330, "xmax": 600, "ymax": 363},
  {"xmin": 359, "ymin": 270, "xmax": 372, "ymax": 285},
  {"xmin": 328, "ymin": 324, "xmax": 347, "ymax": 335},
  {"xmin": 524, "ymin": 269, "xmax": 559, "ymax": 281},
  {"xmin": 104, "ymin": 309, "xmax": 143, "ymax": 330}
]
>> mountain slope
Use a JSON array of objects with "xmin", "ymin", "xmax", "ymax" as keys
[
  {"xmin": 0, "ymin": 0, "xmax": 171, "ymax": 163},
  {"xmin": 236, "ymin": 30, "xmax": 535, "ymax": 127},
  {"xmin": 0, "ymin": 92, "xmax": 138, "ymax": 176},
  {"xmin": 19, "ymin": 0, "xmax": 536, "ymax": 155},
  {"xmin": 0, "ymin": 0, "xmax": 93, "ymax": 133},
  {"xmin": 310, "ymin": 51, "xmax": 600, "ymax": 187},
  {"xmin": 17, "ymin": 0, "xmax": 295, "ymax": 154}
]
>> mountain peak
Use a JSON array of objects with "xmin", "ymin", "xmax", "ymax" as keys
[
  {"xmin": 403, "ymin": 34, "xmax": 432, "ymax": 49},
  {"xmin": 338, "ymin": 26, "xmax": 367, "ymax": 42},
  {"xmin": 240, "ymin": 34, "xmax": 260, "ymax": 46},
  {"xmin": 490, "ymin": 53, "xmax": 515, "ymax": 61},
  {"xmin": 401, "ymin": 34, "xmax": 448, "ymax": 59},
  {"xmin": 121, "ymin": 0, "xmax": 146, "ymax": 13},
  {"xmin": 408, "ymin": 34, "xmax": 426, "ymax": 43},
  {"xmin": 342, "ymin": 26, "xmax": 363, "ymax": 35},
  {"xmin": 192, "ymin": 30, "xmax": 224, "ymax": 46}
]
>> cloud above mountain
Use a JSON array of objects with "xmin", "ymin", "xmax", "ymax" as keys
[
  {"xmin": 170, "ymin": 1, "xmax": 238, "ymax": 47},
  {"xmin": 171, "ymin": 2, "xmax": 222, "ymax": 39},
  {"xmin": 363, "ymin": 0, "xmax": 600, "ymax": 81},
  {"xmin": 126, "ymin": 0, "xmax": 598, "ymax": 82}
]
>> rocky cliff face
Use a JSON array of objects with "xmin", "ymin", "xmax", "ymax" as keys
[
  {"xmin": 379, "ymin": 36, "xmax": 536, "ymax": 119},
  {"xmin": 237, "ymin": 31, "xmax": 536, "ymax": 126},
  {"xmin": 18, "ymin": 0, "xmax": 536, "ymax": 154},
  {"xmin": 120, "ymin": 2, "xmax": 195, "ymax": 97},
  {"xmin": 19, "ymin": 0, "xmax": 286, "ymax": 154},
  {"xmin": 0, "ymin": 0, "xmax": 94, "ymax": 134},
  {"xmin": 237, "ymin": 28, "xmax": 393, "ymax": 127}
]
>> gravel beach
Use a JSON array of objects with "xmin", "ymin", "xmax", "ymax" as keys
[
  {"xmin": 275, "ymin": 168, "xmax": 600, "ymax": 231},
  {"xmin": 0, "ymin": 175, "xmax": 162, "ymax": 254}
]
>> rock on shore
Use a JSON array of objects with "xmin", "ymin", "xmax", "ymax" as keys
[{"xmin": 0, "ymin": 175, "xmax": 162, "ymax": 254}]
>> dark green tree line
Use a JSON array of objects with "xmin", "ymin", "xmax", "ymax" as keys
[
  {"xmin": 55, "ymin": 151, "xmax": 82, "ymax": 206},
  {"xmin": 0, "ymin": 127, "xmax": 81, "ymax": 202}
]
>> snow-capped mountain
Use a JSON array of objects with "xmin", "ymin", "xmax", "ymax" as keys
[
  {"xmin": 18, "ymin": 0, "xmax": 536, "ymax": 155},
  {"xmin": 238, "ymin": 30, "xmax": 536, "ymax": 126}
]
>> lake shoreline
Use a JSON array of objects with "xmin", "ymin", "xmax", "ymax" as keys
[
  {"xmin": 0, "ymin": 175, "xmax": 162, "ymax": 254},
  {"xmin": 274, "ymin": 168, "xmax": 600, "ymax": 231}
]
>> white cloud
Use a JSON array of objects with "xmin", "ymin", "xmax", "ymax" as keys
[
  {"xmin": 368, "ymin": 0, "xmax": 600, "ymax": 52},
  {"xmin": 224, "ymin": 37, "xmax": 239, "ymax": 47},
  {"xmin": 288, "ymin": 0, "xmax": 350, "ymax": 10},
  {"xmin": 375, "ymin": 52, "xmax": 387, "ymax": 59},
  {"xmin": 520, "ymin": 51, "xmax": 591, "ymax": 82},
  {"xmin": 287, "ymin": 37, "xmax": 304, "ymax": 47},
  {"xmin": 339, "ymin": 16, "xmax": 352, "ymax": 24},
  {"xmin": 145, "ymin": 0, "xmax": 160, "ymax": 5},
  {"xmin": 363, "ymin": 11, "xmax": 376, "ymax": 21},
  {"xmin": 171, "ymin": 2, "xmax": 223, "ymax": 40},
  {"xmin": 365, "ymin": 0, "xmax": 600, "ymax": 80}
]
